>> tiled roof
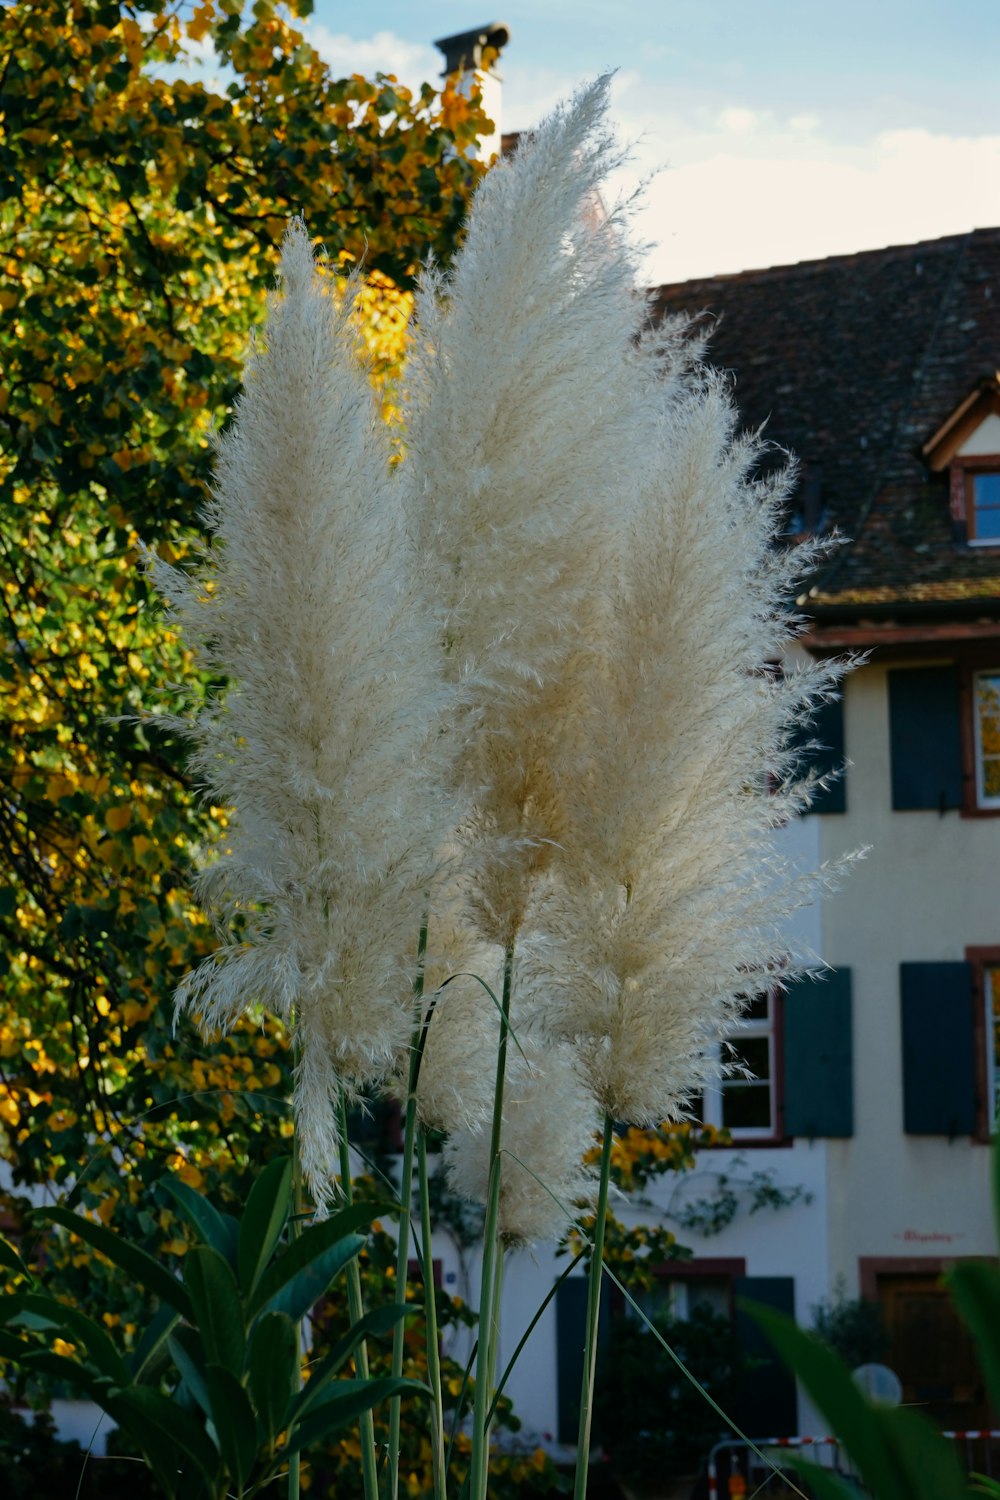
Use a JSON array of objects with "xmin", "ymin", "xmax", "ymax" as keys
[{"xmin": 649, "ymin": 229, "xmax": 1000, "ymax": 620}]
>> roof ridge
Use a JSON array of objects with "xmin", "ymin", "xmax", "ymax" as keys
[{"xmin": 649, "ymin": 225, "xmax": 1000, "ymax": 295}]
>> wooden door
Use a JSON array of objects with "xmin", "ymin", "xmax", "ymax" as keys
[{"xmin": 877, "ymin": 1272, "xmax": 989, "ymax": 1429}]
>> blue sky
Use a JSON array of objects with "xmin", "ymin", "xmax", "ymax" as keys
[{"xmin": 303, "ymin": 1, "xmax": 1000, "ymax": 284}]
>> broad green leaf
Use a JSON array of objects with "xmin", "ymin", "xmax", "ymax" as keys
[
  {"xmin": 247, "ymin": 1309, "xmax": 297, "ymax": 1452},
  {"xmin": 204, "ymin": 1362, "xmax": 260, "ymax": 1488},
  {"xmin": 104, "ymin": 1385, "xmax": 221, "ymax": 1497},
  {"xmin": 747, "ymin": 1303, "xmax": 910, "ymax": 1500},
  {"xmin": 947, "ymin": 1260, "xmax": 1000, "ymax": 1419},
  {"xmin": 293, "ymin": 1303, "xmax": 415, "ymax": 1420},
  {"xmin": 877, "ymin": 1404, "xmax": 970, "ymax": 1500},
  {"xmin": 169, "ymin": 1325, "xmax": 213, "ymax": 1421},
  {"xmin": 247, "ymin": 1201, "xmax": 386, "ymax": 1319},
  {"xmin": 258, "ymin": 1234, "xmax": 365, "ymax": 1325},
  {"xmin": 781, "ymin": 1454, "xmax": 877, "ymax": 1500},
  {"xmin": 0, "ymin": 1290, "xmax": 30, "ymax": 1322},
  {"xmin": 130, "ymin": 1302, "xmax": 181, "ymax": 1383},
  {"xmin": 17, "ymin": 1292, "xmax": 128, "ymax": 1384},
  {"xmin": 39, "ymin": 1206, "xmax": 191, "ymax": 1318},
  {"xmin": 0, "ymin": 1235, "xmax": 30, "ymax": 1282},
  {"xmin": 283, "ymin": 1377, "xmax": 423, "ymax": 1460},
  {"xmin": 162, "ymin": 1175, "xmax": 239, "ymax": 1269},
  {"xmin": 184, "ymin": 1243, "xmax": 245, "ymax": 1376},
  {"xmin": 238, "ymin": 1156, "xmax": 291, "ymax": 1295},
  {"xmin": 0, "ymin": 1341, "xmax": 108, "ymax": 1402}
]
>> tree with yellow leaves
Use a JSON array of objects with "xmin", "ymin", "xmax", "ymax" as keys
[{"xmin": 0, "ymin": 0, "xmax": 489, "ymax": 1220}]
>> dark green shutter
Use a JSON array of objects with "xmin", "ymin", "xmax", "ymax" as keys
[
  {"xmin": 783, "ymin": 969, "xmax": 853, "ymax": 1138},
  {"xmin": 733, "ymin": 1277, "xmax": 797, "ymax": 1436},
  {"xmin": 555, "ymin": 1275, "xmax": 611, "ymax": 1444},
  {"xmin": 900, "ymin": 962, "xmax": 975, "ymax": 1135},
  {"xmin": 888, "ymin": 667, "xmax": 963, "ymax": 811},
  {"xmin": 791, "ymin": 695, "xmax": 846, "ymax": 814}
]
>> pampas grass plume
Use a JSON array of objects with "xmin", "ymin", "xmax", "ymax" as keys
[{"xmin": 151, "ymin": 223, "xmax": 456, "ymax": 1209}]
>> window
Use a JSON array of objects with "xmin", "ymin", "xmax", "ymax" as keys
[
  {"xmin": 967, "ymin": 469, "xmax": 1000, "ymax": 544},
  {"xmin": 972, "ymin": 671, "xmax": 1000, "ymax": 808},
  {"xmin": 701, "ymin": 991, "xmax": 778, "ymax": 1139},
  {"xmin": 967, "ymin": 947, "xmax": 1000, "ymax": 1137}
]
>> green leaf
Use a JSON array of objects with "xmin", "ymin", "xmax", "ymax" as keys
[
  {"xmin": 247, "ymin": 1309, "xmax": 297, "ymax": 1452},
  {"xmin": 204, "ymin": 1362, "xmax": 259, "ymax": 1488},
  {"xmin": 293, "ymin": 1303, "xmax": 415, "ymax": 1421},
  {"xmin": 0, "ymin": 1339, "xmax": 108, "ymax": 1402},
  {"xmin": 876, "ymin": 1405, "xmax": 970, "ymax": 1499},
  {"xmin": 104, "ymin": 1385, "xmax": 221, "ymax": 1498},
  {"xmin": 162, "ymin": 1175, "xmax": 239, "ymax": 1268},
  {"xmin": 238, "ymin": 1156, "xmax": 292, "ymax": 1295},
  {"xmin": 283, "ymin": 1377, "xmax": 423, "ymax": 1459},
  {"xmin": 17, "ymin": 1292, "xmax": 128, "ymax": 1384},
  {"xmin": 0, "ymin": 1234, "xmax": 30, "ymax": 1282},
  {"xmin": 130, "ymin": 1302, "xmax": 181, "ymax": 1383},
  {"xmin": 39, "ymin": 1206, "xmax": 192, "ymax": 1318},
  {"xmin": 248, "ymin": 1202, "xmax": 385, "ymax": 1320},
  {"xmin": 747, "ymin": 1303, "xmax": 911, "ymax": 1500},
  {"xmin": 780, "ymin": 1454, "xmax": 876, "ymax": 1500},
  {"xmin": 260, "ymin": 1233, "xmax": 365, "ymax": 1325},
  {"xmin": 169, "ymin": 1325, "xmax": 212, "ymax": 1419},
  {"xmin": 947, "ymin": 1260, "xmax": 1000, "ymax": 1418},
  {"xmin": 184, "ymin": 1244, "xmax": 246, "ymax": 1376}
]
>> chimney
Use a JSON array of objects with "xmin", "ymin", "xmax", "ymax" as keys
[{"xmin": 434, "ymin": 21, "xmax": 510, "ymax": 161}]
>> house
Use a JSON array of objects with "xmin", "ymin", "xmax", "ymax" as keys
[{"xmin": 635, "ymin": 226, "xmax": 1000, "ymax": 1436}]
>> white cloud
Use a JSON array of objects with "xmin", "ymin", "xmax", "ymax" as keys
[
  {"xmin": 717, "ymin": 106, "xmax": 758, "ymax": 135},
  {"xmin": 303, "ymin": 23, "xmax": 442, "ymax": 94},
  {"xmin": 625, "ymin": 124, "xmax": 1000, "ymax": 285}
]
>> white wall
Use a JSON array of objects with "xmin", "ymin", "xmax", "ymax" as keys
[{"xmin": 820, "ymin": 661, "xmax": 995, "ymax": 1287}]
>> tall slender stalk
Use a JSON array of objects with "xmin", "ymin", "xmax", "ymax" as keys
[
  {"xmin": 338, "ymin": 1088, "xmax": 380, "ymax": 1500},
  {"xmin": 288, "ymin": 1125, "xmax": 303, "ymax": 1500},
  {"xmin": 418, "ymin": 1130, "xmax": 446, "ymax": 1500},
  {"xmin": 289, "ymin": 1025, "xmax": 304, "ymax": 1500},
  {"xmin": 388, "ymin": 921, "xmax": 429, "ymax": 1500},
  {"xmin": 572, "ymin": 1112, "xmax": 614, "ymax": 1500},
  {"xmin": 469, "ymin": 940, "xmax": 515, "ymax": 1500}
]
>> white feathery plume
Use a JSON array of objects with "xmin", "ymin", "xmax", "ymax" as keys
[
  {"xmin": 517, "ymin": 360, "xmax": 854, "ymax": 1125},
  {"xmin": 413, "ymin": 955, "xmax": 504, "ymax": 1138},
  {"xmin": 401, "ymin": 76, "xmax": 682, "ymax": 949},
  {"xmin": 442, "ymin": 1032, "xmax": 599, "ymax": 1247},
  {"xmin": 150, "ymin": 222, "xmax": 457, "ymax": 1210}
]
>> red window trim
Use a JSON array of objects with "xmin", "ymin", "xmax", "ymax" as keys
[
  {"xmin": 697, "ymin": 985, "xmax": 791, "ymax": 1149},
  {"xmin": 958, "ymin": 664, "xmax": 1000, "ymax": 819},
  {"xmin": 950, "ymin": 453, "xmax": 1000, "ymax": 545}
]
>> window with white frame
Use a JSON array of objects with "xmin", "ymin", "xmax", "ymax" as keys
[
  {"xmin": 972, "ymin": 671, "xmax": 1000, "ymax": 808},
  {"xmin": 701, "ymin": 990, "xmax": 778, "ymax": 1137}
]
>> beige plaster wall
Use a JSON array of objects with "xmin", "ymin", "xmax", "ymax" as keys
[{"xmin": 817, "ymin": 660, "xmax": 996, "ymax": 1288}]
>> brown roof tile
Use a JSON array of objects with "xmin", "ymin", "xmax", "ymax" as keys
[{"xmin": 649, "ymin": 228, "xmax": 1000, "ymax": 620}]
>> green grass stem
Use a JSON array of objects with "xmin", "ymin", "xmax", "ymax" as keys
[
  {"xmin": 572, "ymin": 1113, "xmax": 614, "ymax": 1500},
  {"xmin": 387, "ymin": 920, "xmax": 429, "ymax": 1500},
  {"xmin": 418, "ymin": 1130, "xmax": 446, "ymax": 1500},
  {"xmin": 338, "ymin": 1086, "xmax": 380, "ymax": 1500},
  {"xmin": 468, "ymin": 939, "xmax": 515, "ymax": 1500}
]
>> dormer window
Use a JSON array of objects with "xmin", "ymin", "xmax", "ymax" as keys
[
  {"xmin": 923, "ymin": 375, "xmax": 1000, "ymax": 547},
  {"xmin": 968, "ymin": 469, "xmax": 1000, "ymax": 543}
]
